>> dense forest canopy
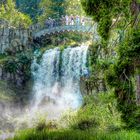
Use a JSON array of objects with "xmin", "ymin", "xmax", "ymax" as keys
[
  {"xmin": 0, "ymin": 0, "xmax": 32, "ymax": 28},
  {"xmin": 38, "ymin": 0, "xmax": 66, "ymax": 23},
  {"xmin": 38, "ymin": 0, "xmax": 85, "ymax": 23},
  {"xmin": 0, "ymin": 0, "xmax": 85, "ymax": 25},
  {"xmin": 16, "ymin": 0, "xmax": 41, "ymax": 20}
]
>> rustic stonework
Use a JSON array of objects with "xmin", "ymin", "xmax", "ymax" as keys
[{"xmin": 0, "ymin": 27, "xmax": 32, "ymax": 53}]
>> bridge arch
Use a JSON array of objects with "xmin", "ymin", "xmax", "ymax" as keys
[{"xmin": 31, "ymin": 17, "xmax": 97, "ymax": 41}]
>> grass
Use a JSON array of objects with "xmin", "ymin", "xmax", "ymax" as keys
[
  {"xmin": 7, "ymin": 92, "xmax": 140, "ymax": 140},
  {"xmin": 11, "ymin": 129, "xmax": 140, "ymax": 140},
  {"xmin": 60, "ymin": 92, "xmax": 123, "ymax": 132}
]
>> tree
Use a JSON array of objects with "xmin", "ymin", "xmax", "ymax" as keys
[
  {"xmin": 16, "ymin": 0, "xmax": 41, "ymax": 21},
  {"xmin": 0, "ymin": 0, "xmax": 7, "ymax": 5},
  {"xmin": 38, "ymin": 0, "xmax": 66, "ymax": 23},
  {"xmin": 0, "ymin": 0, "xmax": 32, "ymax": 28},
  {"xmin": 81, "ymin": 0, "xmax": 140, "ymax": 128},
  {"xmin": 65, "ymin": 0, "xmax": 85, "ymax": 16}
]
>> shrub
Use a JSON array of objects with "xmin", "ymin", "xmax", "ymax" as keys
[{"xmin": 62, "ymin": 92, "xmax": 123, "ymax": 132}]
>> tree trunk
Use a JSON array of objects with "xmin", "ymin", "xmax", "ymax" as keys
[
  {"xmin": 131, "ymin": 0, "xmax": 140, "ymax": 27},
  {"xmin": 131, "ymin": 0, "xmax": 140, "ymax": 104},
  {"xmin": 136, "ymin": 74, "xmax": 140, "ymax": 104}
]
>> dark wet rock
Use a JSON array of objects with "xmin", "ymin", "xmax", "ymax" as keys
[{"xmin": 0, "ymin": 25, "xmax": 32, "ymax": 54}]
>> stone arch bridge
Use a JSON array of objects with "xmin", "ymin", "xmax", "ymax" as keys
[{"xmin": 31, "ymin": 17, "xmax": 97, "ymax": 41}]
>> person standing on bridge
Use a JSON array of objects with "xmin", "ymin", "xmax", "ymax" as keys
[
  {"xmin": 45, "ymin": 19, "xmax": 49, "ymax": 28},
  {"xmin": 52, "ymin": 18, "xmax": 55, "ymax": 27},
  {"xmin": 69, "ymin": 14, "xmax": 74, "ymax": 25},
  {"xmin": 81, "ymin": 17, "xmax": 85, "ymax": 26},
  {"xmin": 48, "ymin": 17, "xmax": 52, "ymax": 28},
  {"xmin": 61, "ymin": 15, "xmax": 65, "ymax": 26},
  {"xmin": 53, "ymin": 18, "xmax": 55, "ymax": 27},
  {"xmin": 65, "ymin": 15, "xmax": 69, "ymax": 25},
  {"xmin": 76, "ymin": 15, "xmax": 80, "ymax": 25},
  {"xmin": 48, "ymin": 17, "xmax": 53, "ymax": 28}
]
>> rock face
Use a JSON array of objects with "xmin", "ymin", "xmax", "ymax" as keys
[
  {"xmin": 0, "ymin": 24, "xmax": 33, "ymax": 86},
  {"xmin": 0, "ymin": 66, "xmax": 22, "ymax": 87},
  {"xmin": 0, "ymin": 27, "xmax": 32, "ymax": 53}
]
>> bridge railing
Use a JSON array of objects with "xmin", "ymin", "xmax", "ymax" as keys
[{"xmin": 30, "ymin": 16, "xmax": 94, "ymax": 34}]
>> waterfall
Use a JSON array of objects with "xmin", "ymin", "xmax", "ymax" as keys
[{"xmin": 31, "ymin": 45, "xmax": 89, "ymax": 119}]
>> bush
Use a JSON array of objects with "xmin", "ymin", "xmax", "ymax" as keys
[
  {"xmin": 36, "ymin": 120, "xmax": 47, "ymax": 131},
  {"xmin": 62, "ymin": 92, "xmax": 123, "ymax": 132}
]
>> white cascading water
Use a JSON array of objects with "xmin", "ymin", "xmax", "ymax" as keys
[
  {"xmin": 0, "ymin": 45, "xmax": 89, "ymax": 139},
  {"xmin": 31, "ymin": 45, "xmax": 89, "ymax": 119}
]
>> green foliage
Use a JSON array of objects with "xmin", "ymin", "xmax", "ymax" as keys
[
  {"xmin": 9, "ymin": 90, "xmax": 140, "ymax": 139},
  {"xmin": 87, "ymin": 43, "xmax": 113, "ymax": 93},
  {"xmin": 0, "ymin": 0, "xmax": 32, "ymax": 28},
  {"xmin": 63, "ymin": 92, "xmax": 123, "ymax": 131},
  {"xmin": 38, "ymin": 0, "xmax": 85, "ymax": 24},
  {"xmin": 105, "ymin": 29, "xmax": 140, "ymax": 128},
  {"xmin": 11, "ymin": 129, "xmax": 91, "ymax": 140},
  {"xmin": 81, "ymin": 0, "xmax": 140, "ymax": 129},
  {"xmin": 119, "ymin": 29, "xmax": 140, "ymax": 59},
  {"xmin": 11, "ymin": 129, "xmax": 140, "ymax": 140},
  {"xmin": 38, "ymin": 0, "xmax": 66, "ymax": 23},
  {"xmin": 98, "ymin": 16, "xmax": 112, "ymax": 40},
  {"xmin": 9, "ymin": 92, "xmax": 140, "ymax": 140},
  {"xmin": 65, "ymin": 0, "xmax": 85, "ymax": 16},
  {"xmin": 81, "ymin": 0, "xmax": 131, "ymax": 40},
  {"xmin": 16, "ymin": 0, "xmax": 41, "ymax": 21},
  {"xmin": 36, "ymin": 119, "xmax": 47, "ymax": 131},
  {"xmin": 4, "ymin": 58, "xmax": 18, "ymax": 73},
  {"xmin": 3, "ymin": 51, "xmax": 33, "ymax": 80}
]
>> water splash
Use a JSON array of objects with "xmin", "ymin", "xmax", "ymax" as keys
[
  {"xmin": 0, "ymin": 45, "xmax": 89, "ymax": 140},
  {"xmin": 31, "ymin": 45, "xmax": 89, "ymax": 119},
  {"xmin": 0, "ymin": 45, "xmax": 89, "ymax": 139}
]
